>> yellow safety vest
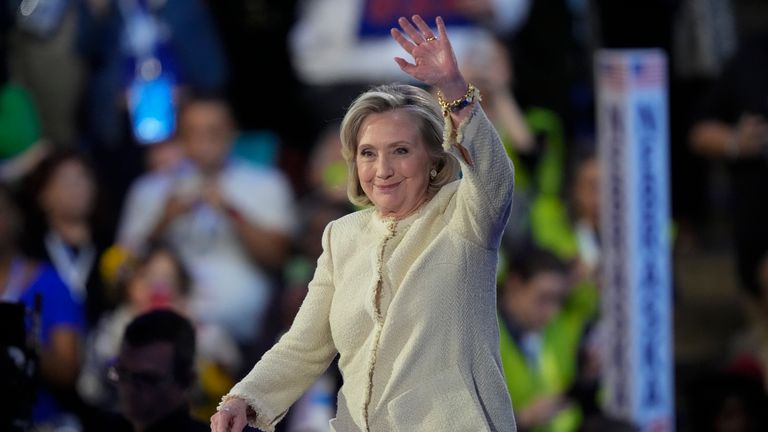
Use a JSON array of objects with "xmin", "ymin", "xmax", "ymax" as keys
[{"xmin": 499, "ymin": 282, "xmax": 598, "ymax": 432}]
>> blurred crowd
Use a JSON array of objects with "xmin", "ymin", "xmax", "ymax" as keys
[{"xmin": 1, "ymin": 1, "xmax": 768, "ymax": 431}]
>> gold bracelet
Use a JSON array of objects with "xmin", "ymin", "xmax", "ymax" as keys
[{"xmin": 437, "ymin": 83, "xmax": 477, "ymax": 116}]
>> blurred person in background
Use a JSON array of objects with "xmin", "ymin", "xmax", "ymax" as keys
[
  {"xmin": 305, "ymin": 123, "xmax": 350, "ymax": 205},
  {"xmin": 20, "ymin": 150, "xmax": 111, "ymax": 326},
  {"xmin": 670, "ymin": 0, "xmax": 737, "ymax": 241},
  {"xmin": 504, "ymin": 106, "xmax": 570, "ymax": 254},
  {"xmin": 7, "ymin": 0, "xmax": 83, "ymax": 148},
  {"xmin": 498, "ymin": 248, "xmax": 599, "ymax": 432},
  {"xmin": 105, "ymin": 309, "xmax": 209, "ymax": 431},
  {"xmin": 290, "ymin": 0, "xmax": 531, "ymax": 128},
  {"xmin": 213, "ymin": 15, "xmax": 516, "ymax": 432},
  {"xmin": 77, "ymin": 0, "xmax": 228, "ymax": 148},
  {"xmin": 460, "ymin": 36, "xmax": 533, "ymax": 158},
  {"xmin": 291, "ymin": 0, "xmax": 530, "ymax": 86},
  {"xmin": 78, "ymin": 242, "xmax": 241, "ymax": 418},
  {"xmin": 0, "ymin": 183, "xmax": 84, "ymax": 428},
  {"xmin": 100, "ymin": 135, "xmax": 185, "ymax": 274},
  {"xmin": 0, "ymin": 15, "xmax": 48, "ymax": 184},
  {"xmin": 78, "ymin": 243, "xmax": 193, "ymax": 410},
  {"xmin": 530, "ymin": 150, "xmax": 601, "ymax": 279},
  {"xmin": 117, "ymin": 93, "xmax": 297, "ymax": 347},
  {"xmin": 685, "ymin": 370, "xmax": 768, "ymax": 432},
  {"xmin": 77, "ymin": 0, "xmax": 228, "ymax": 231},
  {"xmin": 689, "ymin": 31, "xmax": 768, "ymax": 300}
]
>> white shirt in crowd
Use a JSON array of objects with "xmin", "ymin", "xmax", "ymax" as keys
[
  {"xmin": 289, "ymin": 0, "xmax": 530, "ymax": 85},
  {"xmin": 117, "ymin": 158, "xmax": 297, "ymax": 341}
]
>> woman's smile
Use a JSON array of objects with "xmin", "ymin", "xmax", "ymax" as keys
[
  {"xmin": 374, "ymin": 181, "xmax": 402, "ymax": 192},
  {"xmin": 356, "ymin": 110, "xmax": 432, "ymax": 219}
]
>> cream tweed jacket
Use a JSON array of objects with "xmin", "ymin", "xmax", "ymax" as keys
[{"xmin": 225, "ymin": 103, "xmax": 517, "ymax": 431}]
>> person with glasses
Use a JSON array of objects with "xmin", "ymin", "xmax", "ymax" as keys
[{"xmin": 107, "ymin": 309, "xmax": 208, "ymax": 432}]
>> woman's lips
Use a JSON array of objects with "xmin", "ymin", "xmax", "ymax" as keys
[{"xmin": 374, "ymin": 181, "xmax": 401, "ymax": 192}]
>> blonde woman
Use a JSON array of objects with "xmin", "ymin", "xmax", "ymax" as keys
[{"xmin": 212, "ymin": 15, "xmax": 516, "ymax": 432}]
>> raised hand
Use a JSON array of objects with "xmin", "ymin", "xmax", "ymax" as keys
[{"xmin": 391, "ymin": 15, "xmax": 468, "ymax": 100}]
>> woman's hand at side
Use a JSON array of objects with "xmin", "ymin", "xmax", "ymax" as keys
[
  {"xmin": 390, "ymin": 15, "xmax": 468, "ymax": 102},
  {"xmin": 210, "ymin": 397, "xmax": 248, "ymax": 432}
]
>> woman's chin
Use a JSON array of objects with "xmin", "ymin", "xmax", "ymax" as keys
[{"xmin": 375, "ymin": 201, "xmax": 406, "ymax": 216}]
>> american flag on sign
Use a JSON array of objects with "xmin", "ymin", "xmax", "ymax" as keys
[
  {"xmin": 631, "ymin": 56, "xmax": 666, "ymax": 88},
  {"xmin": 599, "ymin": 59, "xmax": 627, "ymax": 91}
]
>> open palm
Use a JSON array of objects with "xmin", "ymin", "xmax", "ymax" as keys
[{"xmin": 391, "ymin": 15, "xmax": 465, "ymax": 93}]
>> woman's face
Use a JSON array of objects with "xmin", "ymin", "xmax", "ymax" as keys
[
  {"xmin": 356, "ymin": 110, "xmax": 432, "ymax": 218},
  {"xmin": 127, "ymin": 251, "xmax": 184, "ymax": 311},
  {"xmin": 573, "ymin": 158, "xmax": 600, "ymax": 226},
  {"xmin": 41, "ymin": 159, "xmax": 95, "ymax": 220}
]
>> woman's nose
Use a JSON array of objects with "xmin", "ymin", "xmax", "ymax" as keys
[{"xmin": 376, "ymin": 156, "xmax": 394, "ymax": 178}]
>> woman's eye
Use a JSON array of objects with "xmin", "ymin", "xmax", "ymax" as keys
[
  {"xmin": 359, "ymin": 149, "xmax": 374, "ymax": 158},
  {"xmin": 395, "ymin": 147, "xmax": 409, "ymax": 155}
]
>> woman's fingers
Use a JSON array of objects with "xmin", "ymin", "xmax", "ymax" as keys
[
  {"xmin": 436, "ymin": 16, "xmax": 449, "ymax": 40},
  {"xmin": 211, "ymin": 410, "xmax": 241, "ymax": 432},
  {"xmin": 390, "ymin": 14, "xmax": 462, "ymax": 87},
  {"xmin": 397, "ymin": 16, "xmax": 424, "ymax": 44},
  {"xmin": 211, "ymin": 397, "xmax": 251, "ymax": 432},
  {"xmin": 390, "ymin": 28, "xmax": 416, "ymax": 54},
  {"xmin": 210, "ymin": 411, "xmax": 223, "ymax": 432},
  {"xmin": 412, "ymin": 15, "xmax": 435, "ymax": 40},
  {"xmin": 231, "ymin": 413, "xmax": 248, "ymax": 432},
  {"xmin": 394, "ymin": 56, "xmax": 416, "ymax": 73}
]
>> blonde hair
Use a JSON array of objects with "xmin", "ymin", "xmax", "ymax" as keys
[{"xmin": 340, "ymin": 83, "xmax": 460, "ymax": 207}]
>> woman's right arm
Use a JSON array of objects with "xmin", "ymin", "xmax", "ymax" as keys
[{"xmin": 212, "ymin": 222, "xmax": 338, "ymax": 432}]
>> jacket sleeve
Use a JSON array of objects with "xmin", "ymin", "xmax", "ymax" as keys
[
  {"xmin": 221, "ymin": 222, "xmax": 338, "ymax": 431},
  {"xmin": 444, "ymin": 102, "xmax": 515, "ymax": 250}
]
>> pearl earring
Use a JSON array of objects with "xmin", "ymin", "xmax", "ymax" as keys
[{"xmin": 430, "ymin": 169, "xmax": 437, "ymax": 179}]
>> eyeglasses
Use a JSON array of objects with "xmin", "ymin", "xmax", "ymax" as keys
[{"xmin": 108, "ymin": 365, "xmax": 175, "ymax": 388}]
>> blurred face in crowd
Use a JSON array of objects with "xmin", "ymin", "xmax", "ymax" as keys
[
  {"xmin": 41, "ymin": 158, "xmax": 96, "ymax": 221},
  {"xmin": 146, "ymin": 138, "xmax": 184, "ymax": 173},
  {"xmin": 504, "ymin": 271, "xmax": 567, "ymax": 332},
  {"xmin": 356, "ymin": 110, "xmax": 432, "ymax": 218},
  {"xmin": 114, "ymin": 341, "xmax": 186, "ymax": 428},
  {"xmin": 127, "ymin": 250, "xmax": 185, "ymax": 312},
  {"xmin": 573, "ymin": 157, "xmax": 600, "ymax": 227},
  {"xmin": 309, "ymin": 125, "xmax": 348, "ymax": 202},
  {"xmin": 713, "ymin": 395, "xmax": 750, "ymax": 432},
  {"xmin": 178, "ymin": 100, "xmax": 235, "ymax": 173}
]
